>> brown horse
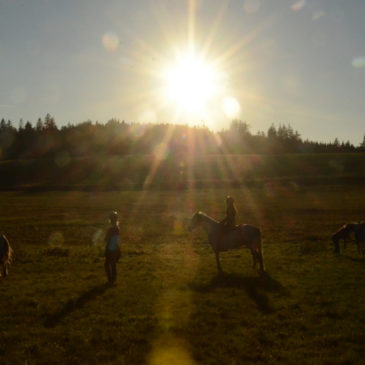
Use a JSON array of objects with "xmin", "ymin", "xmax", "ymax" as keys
[
  {"xmin": 0, "ymin": 233, "xmax": 12, "ymax": 278},
  {"xmin": 332, "ymin": 223, "xmax": 365, "ymax": 254},
  {"xmin": 188, "ymin": 211, "xmax": 265, "ymax": 276}
]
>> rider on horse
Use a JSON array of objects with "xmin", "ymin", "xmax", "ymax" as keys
[{"xmin": 219, "ymin": 196, "xmax": 237, "ymax": 233}]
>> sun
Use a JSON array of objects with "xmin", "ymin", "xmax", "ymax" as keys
[{"xmin": 163, "ymin": 52, "xmax": 221, "ymax": 114}]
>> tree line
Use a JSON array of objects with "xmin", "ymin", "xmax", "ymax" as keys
[{"xmin": 0, "ymin": 114, "xmax": 364, "ymax": 160}]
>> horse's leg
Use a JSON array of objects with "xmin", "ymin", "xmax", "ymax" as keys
[
  {"xmin": 215, "ymin": 251, "xmax": 223, "ymax": 276},
  {"xmin": 357, "ymin": 240, "xmax": 364, "ymax": 255},
  {"xmin": 1, "ymin": 262, "xmax": 8, "ymax": 277},
  {"xmin": 250, "ymin": 248, "xmax": 257, "ymax": 270},
  {"xmin": 256, "ymin": 248, "xmax": 265, "ymax": 273}
]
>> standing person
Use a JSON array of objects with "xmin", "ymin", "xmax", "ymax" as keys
[
  {"xmin": 220, "ymin": 196, "xmax": 237, "ymax": 232},
  {"xmin": 104, "ymin": 211, "xmax": 121, "ymax": 284}
]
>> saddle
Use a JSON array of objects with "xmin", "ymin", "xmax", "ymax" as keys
[{"xmin": 219, "ymin": 224, "xmax": 240, "ymax": 235}]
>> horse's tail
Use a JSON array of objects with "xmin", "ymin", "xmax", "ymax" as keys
[
  {"xmin": 0, "ymin": 234, "xmax": 12, "ymax": 264},
  {"xmin": 240, "ymin": 225, "xmax": 265, "ymax": 273}
]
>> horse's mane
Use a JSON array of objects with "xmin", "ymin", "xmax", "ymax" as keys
[{"xmin": 197, "ymin": 211, "xmax": 219, "ymax": 223}]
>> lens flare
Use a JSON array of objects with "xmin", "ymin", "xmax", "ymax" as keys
[
  {"xmin": 243, "ymin": 0, "xmax": 261, "ymax": 14},
  {"xmin": 291, "ymin": 0, "xmax": 306, "ymax": 12},
  {"xmin": 312, "ymin": 11, "xmax": 325, "ymax": 21},
  {"xmin": 139, "ymin": 109, "xmax": 157, "ymax": 124},
  {"xmin": 222, "ymin": 97, "xmax": 240, "ymax": 118},
  {"xmin": 92, "ymin": 229, "xmax": 104, "ymax": 247},
  {"xmin": 148, "ymin": 342, "xmax": 194, "ymax": 365},
  {"xmin": 154, "ymin": 143, "xmax": 169, "ymax": 161},
  {"xmin": 352, "ymin": 57, "xmax": 365, "ymax": 69},
  {"xmin": 102, "ymin": 32, "xmax": 119, "ymax": 52},
  {"xmin": 48, "ymin": 231, "xmax": 64, "ymax": 248}
]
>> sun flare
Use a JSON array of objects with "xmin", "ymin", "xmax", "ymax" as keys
[{"xmin": 163, "ymin": 52, "xmax": 221, "ymax": 114}]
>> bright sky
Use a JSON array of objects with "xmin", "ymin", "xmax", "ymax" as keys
[{"xmin": 0, "ymin": 0, "xmax": 364, "ymax": 144}]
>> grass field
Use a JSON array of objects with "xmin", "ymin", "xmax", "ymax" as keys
[
  {"xmin": 1, "ymin": 153, "xmax": 365, "ymax": 190},
  {"xmin": 1, "ymin": 184, "xmax": 365, "ymax": 364}
]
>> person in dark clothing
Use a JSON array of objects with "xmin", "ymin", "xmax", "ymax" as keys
[
  {"xmin": 104, "ymin": 211, "xmax": 121, "ymax": 284},
  {"xmin": 220, "ymin": 196, "xmax": 237, "ymax": 232}
]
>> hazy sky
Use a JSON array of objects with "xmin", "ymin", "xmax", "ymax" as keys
[{"xmin": 0, "ymin": 0, "xmax": 364, "ymax": 144}]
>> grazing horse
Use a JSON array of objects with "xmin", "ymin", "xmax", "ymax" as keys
[
  {"xmin": 332, "ymin": 223, "xmax": 365, "ymax": 254},
  {"xmin": 354, "ymin": 223, "xmax": 365, "ymax": 255},
  {"xmin": 0, "ymin": 233, "xmax": 12, "ymax": 278},
  {"xmin": 188, "ymin": 211, "xmax": 265, "ymax": 275}
]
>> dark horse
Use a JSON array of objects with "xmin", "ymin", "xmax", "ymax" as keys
[
  {"xmin": 189, "ymin": 211, "xmax": 265, "ymax": 276},
  {"xmin": 332, "ymin": 223, "xmax": 365, "ymax": 254},
  {"xmin": 0, "ymin": 233, "xmax": 12, "ymax": 278}
]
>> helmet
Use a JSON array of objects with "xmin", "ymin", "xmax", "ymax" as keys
[{"xmin": 109, "ymin": 211, "xmax": 119, "ymax": 222}]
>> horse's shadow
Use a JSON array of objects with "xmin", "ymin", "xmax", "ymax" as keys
[
  {"xmin": 190, "ymin": 272, "xmax": 288, "ymax": 314},
  {"xmin": 44, "ymin": 283, "xmax": 110, "ymax": 328}
]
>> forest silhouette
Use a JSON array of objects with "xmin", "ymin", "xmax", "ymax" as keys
[
  {"xmin": 1, "ymin": 115, "xmax": 364, "ymax": 190},
  {"xmin": 1, "ymin": 114, "xmax": 364, "ymax": 160}
]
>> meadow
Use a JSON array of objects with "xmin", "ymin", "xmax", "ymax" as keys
[
  {"xmin": 0, "ymin": 183, "xmax": 365, "ymax": 364},
  {"xmin": 1, "ymin": 153, "xmax": 364, "ymax": 190}
]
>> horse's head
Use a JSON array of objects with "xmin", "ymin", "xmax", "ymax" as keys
[
  {"xmin": 188, "ymin": 211, "xmax": 203, "ymax": 231},
  {"xmin": 332, "ymin": 224, "xmax": 353, "ymax": 254}
]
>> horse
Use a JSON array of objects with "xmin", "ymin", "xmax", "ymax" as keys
[
  {"xmin": 354, "ymin": 223, "xmax": 365, "ymax": 255},
  {"xmin": 188, "ymin": 211, "xmax": 265, "ymax": 276},
  {"xmin": 0, "ymin": 233, "xmax": 12, "ymax": 278},
  {"xmin": 332, "ymin": 223, "xmax": 365, "ymax": 254}
]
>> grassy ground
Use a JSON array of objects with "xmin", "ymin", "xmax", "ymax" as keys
[
  {"xmin": 1, "ymin": 153, "xmax": 365, "ymax": 189},
  {"xmin": 0, "ymin": 184, "xmax": 365, "ymax": 364}
]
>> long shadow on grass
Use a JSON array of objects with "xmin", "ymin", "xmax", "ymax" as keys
[
  {"xmin": 190, "ymin": 272, "xmax": 288, "ymax": 314},
  {"xmin": 185, "ymin": 271, "xmax": 288, "ymax": 363},
  {"xmin": 44, "ymin": 283, "xmax": 110, "ymax": 328}
]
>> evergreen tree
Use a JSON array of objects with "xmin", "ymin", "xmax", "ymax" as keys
[{"xmin": 360, "ymin": 135, "xmax": 365, "ymax": 150}]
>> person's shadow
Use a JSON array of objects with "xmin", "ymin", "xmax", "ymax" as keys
[{"xmin": 44, "ymin": 283, "xmax": 110, "ymax": 328}]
